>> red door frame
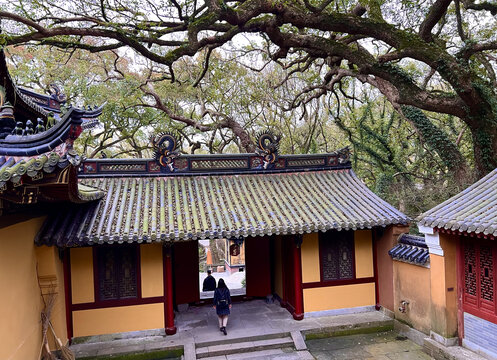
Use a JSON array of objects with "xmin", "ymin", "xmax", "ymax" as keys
[
  {"xmin": 279, "ymin": 235, "xmax": 304, "ymax": 320},
  {"xmin": 460, "ymin": 238, "xmax": 497, "ymax": 327},
  {"xmin": 63, "ymin": 249, "xmax": 73, "ymax": 341},
  {"xmin": 245, "ymin": 236, "xmax": 272, "ymax": 297},
  {"xmin": 456, "ymin": 237, "xmax": 464, "ymax": 344}
]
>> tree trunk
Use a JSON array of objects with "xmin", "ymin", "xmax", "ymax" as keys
[{"xmin": 470, "ymin": 120, "xmax": 497, "ymax": 177}]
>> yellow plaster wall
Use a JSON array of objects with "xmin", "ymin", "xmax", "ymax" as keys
[
  {"xmin": 35, "ymin": 246, "xmax": 68, "ymax": 347},
  {"xmin": 73, "ymin": 303, "xmax": 164, "ymax": 337},
  {"xmin": 429, "ymin": 233, "xmax": 458, "ymax": 338},
  {"xmin": 304, "ymin": 283, "xmax": 375, "ymax": 312},
  {"xmin": 140, "ymin": 243, "xmax": 164, "ymax": 298},
  {"xmin": 377, "ymin": 225, "xmax": 409, "ymax": 311},
  {"xmin": 354, "ymin": 230, "xmax": 373, "ymax": 278},
  {"xmin": 70, "ymin": 247, "xmax": 94, "ymax": 304},
  {"xmin": 0, "ymin": 216, "xmax": 45, "ymax": 360},
  {"xmin": 273, "ymin": 236, "xmax": 283, "ymax": 298},
  {"xmin": 301, "ymin": 233, "xmax": 320, "ymax": 283},
  {"xmin": 301, "ymin": 231, "xmax": 374, "ymax": 283},
  {"xmin": 393, "ymin": 261, "xmax": 431, "ymax": 334}
]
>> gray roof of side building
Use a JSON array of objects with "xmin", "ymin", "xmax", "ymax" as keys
[{"xmin": 418, "ymin": 168, "xmax": 497, "ymax": 236}]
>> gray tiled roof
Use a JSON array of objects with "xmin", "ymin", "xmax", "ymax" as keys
[
  {"xmin": 389, "ymin": 234, "xmax": 429, "ymax": 266},
  {"xmin": 36, "ymin": 169, "xmax": 409, "ymax": 246},
  {"xmin": 418, "ymin": 168, "xmax": 497, "ymax": 236}
]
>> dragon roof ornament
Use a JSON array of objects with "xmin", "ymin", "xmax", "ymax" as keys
[
  {"xmin": 151, "ymin": 132, "xmax": 181, "ymax": 172},
  {"xmin": 254, "ymin": 131, "xmax": 281, "ymax": 170}
]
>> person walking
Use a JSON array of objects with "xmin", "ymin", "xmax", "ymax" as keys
[
  {"xmin": 213, "ymin": 278, "xmax": 231, "ymax": 335},
  {"xmin": 202, "ymin": 269, "xmax": 216, "ymax": 291}
]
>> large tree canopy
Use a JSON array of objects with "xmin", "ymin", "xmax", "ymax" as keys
[{"xmin": 0, "ymin": 0, "xmax": 495, "ymax": 182}]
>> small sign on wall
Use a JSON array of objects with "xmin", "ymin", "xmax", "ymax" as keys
[{"xmin": 230, "ymin": 244, "xmax": 240, "ymax": 257}]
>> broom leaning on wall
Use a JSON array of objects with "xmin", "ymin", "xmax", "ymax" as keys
[{"xmin": 37, "ymin": 267, "xmax": 75, "ymax": 360}]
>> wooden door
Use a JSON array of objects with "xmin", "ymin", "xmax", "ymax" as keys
[
  {"xmin": 173, "ymin": 240, "xmax": 200, "ymax": 305},
  {"xmin": 281, "ymin": 236, "xmax": 296, "ymax": 311},
  {"xmin": 245, "ymin": 236, "xmax": 272, "ymax": 297}
]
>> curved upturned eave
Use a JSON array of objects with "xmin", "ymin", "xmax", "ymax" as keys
[
  {"xmin": 0, "ymin": 50, "xmax": 48, "ymax": 120},
  {"xmin": 0, "ymin": 105, "xmax": 103, "ymax": 156}
]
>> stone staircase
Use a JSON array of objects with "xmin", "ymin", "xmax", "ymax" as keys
[{"xmin": 194, "ymin": 331, "xmax": 314, "ymax": 360}]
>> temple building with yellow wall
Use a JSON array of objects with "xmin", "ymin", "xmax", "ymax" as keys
[{"xmin": 7, "ymin": 48, "xmax": 497, "ymax": 360}]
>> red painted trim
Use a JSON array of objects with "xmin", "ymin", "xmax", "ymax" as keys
[
  {"xmin": 372, "ymin": 229, "xmax": 380, "ymax": 310},
  {"xmin": 456, "ymin": 238, "xmax": 464, "ymax": 344},
  {"xmin": 136, "ymin": 245, "xmax": 142, "ymax": 299},
  {"xmin": 163, "ymin": 246, "xmax": 177, "ymax": 335},
  {"xmin": 293, "ymin": 239, "xmax": 304, "ymax": 321},
  {"xmin": 163, "ymin": 245, "xmax": 167, "ymax": 330},
  {"xmin": 281, "ymin": 238, "xmax": 287, "ymax": 308},
  {"xmin": 303, "ymin": 277, "xmax": 375, "ymax": 289},
  {"xmin": 494, "ymin": 245, "xmax": 497, "ymax": 325},
  {"xmin": 460, "ymin": 238, "xmax": 497, "ymax": 326},
  {"xmin": 463, "ymin": 304, "xmax": 497, "ymax": 324},
  {"xmin": 92, "ymin": 246, "xmax": 99, "ymax": 302},
  {"xmin": 63, "ymin": 249, "xmax": 73, "ymax": 342},
  {"xmin": 72, "ymin": 296, "xmax": 164, "ymax": 311},
  {"xmin": 436, "ymin": 227, "xmax": 496, "ymax": 241}
]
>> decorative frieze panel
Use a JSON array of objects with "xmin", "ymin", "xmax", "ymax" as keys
[
  {"xmin": 287, "ymin": 158, "xmax": 326, "ymax": 167},
  {"xmin": 99, "ymin": 163, "xmax": 147, "ymax": 172},
  {"xmin": 190, "ymin": 159, "xmax": 248, "ymax": 170}
]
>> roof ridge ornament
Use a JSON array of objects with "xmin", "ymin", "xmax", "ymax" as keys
[
  {"xmin": 255, "ymin": 131, "xmax": 281, "ymax": 170},
  {"xmin": 334, "ymin": 146, "xmax": 351, "ymax": 164},
  {"xmin": 151, "ymin": 132, "xmax": 181, "ymax": 172}
]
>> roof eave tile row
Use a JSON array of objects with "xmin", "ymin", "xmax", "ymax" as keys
[
  {"xmin": 36, "ymin": 169, "xmax": 409, "ymax": 247},
  {"xmin": 418, "ymin": 168, "xmax": 497, "ymax": 237}
]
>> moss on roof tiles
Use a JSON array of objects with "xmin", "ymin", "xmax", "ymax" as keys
[{"xmin": 37, "ymin": 169, "xmax": 409, "ymax": 246}]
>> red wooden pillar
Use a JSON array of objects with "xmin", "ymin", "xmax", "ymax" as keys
[
  {"xmin": 163, "ymin": 245, "xmax": 177, "ymax": 335},
  {"xmin": 63, "ymin": 249, "xmax": 74, "ymax": 341},
  {"xmin": 292, "ymin": 235, "xmax": 304, "ymax": 320}
]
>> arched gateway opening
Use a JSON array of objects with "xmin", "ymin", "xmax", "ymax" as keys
[{"xmin": 35, "ymin": 134, "xmax": 408, "ymax": 340}]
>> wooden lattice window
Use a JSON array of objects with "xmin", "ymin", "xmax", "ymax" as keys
[
  {"xmin": 97, "ymin": 245, "xmax": 138, "ymax": 301},
  {"xmin": 463, "ymin": 240, "xmax": 496, "ymax": 319},
  {"xmin": 319, "ymin": 230, "xmax": 355, "ymax": 282}
]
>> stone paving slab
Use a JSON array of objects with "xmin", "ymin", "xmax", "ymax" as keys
[
  {"xmin": 306, "ymin": 331, "xmax": 432, "ymax": 360},
  {"xmin": 291, "ymin": 331, "xmax": 307, "ymax": 351},
  {"xmin": 423, "ymin": 337, "xmax": 488, "ymax": 360}
]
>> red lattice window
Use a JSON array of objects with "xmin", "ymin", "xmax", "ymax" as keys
[
  {"xmin": 462, "ymin": 240, "xmax": 497, "ymax": 319},
  {"xmin": 319, "ymin": 230, "xmax": 355, "ymax": 282},
  {"xmin": 97, "ymin": 245, "xmax": 138, "ymax": 301}
]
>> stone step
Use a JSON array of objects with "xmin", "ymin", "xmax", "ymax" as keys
[
  {"xmin": 196, "ymin": 336, "xmax": 295, "ymax": 359},
  {"xmin": 195, "ymin": 331, "xmax": 290, "ymax": 348},
  {"xmin": 201, "ymin": 349, "xmax": 315, "ymax": 360},
  {"xmin": 423, "ymin": 337, "xmax": 488, "ymax": 360},
  {"xmin": 201, "ymin": 348, "xmax": 287, "ymax": 360},
  {"xmin": 71, "ymin": 337, "xmax": 184, "ymax": 359}
]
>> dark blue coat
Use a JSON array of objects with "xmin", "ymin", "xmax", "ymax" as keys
[{"xmin": 213, "ymin": 287, "xmax": 231, "ymax": 316}]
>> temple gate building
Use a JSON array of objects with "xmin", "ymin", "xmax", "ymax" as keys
[{"xmin": 0, "ymin": 51, "xmax": 413, "ymax": 359}]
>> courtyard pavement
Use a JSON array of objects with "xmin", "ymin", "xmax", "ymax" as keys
[
  {"xmin": 71, "ymin": 299, "xmax": 489, "ymax": 359},
  {"xmin": 307, "ymin": 331, "xmax": 432, "ymax": 360},
  {"xmin": 174, "ymin": 299, "xmax": 389, "ymax": 343}
]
